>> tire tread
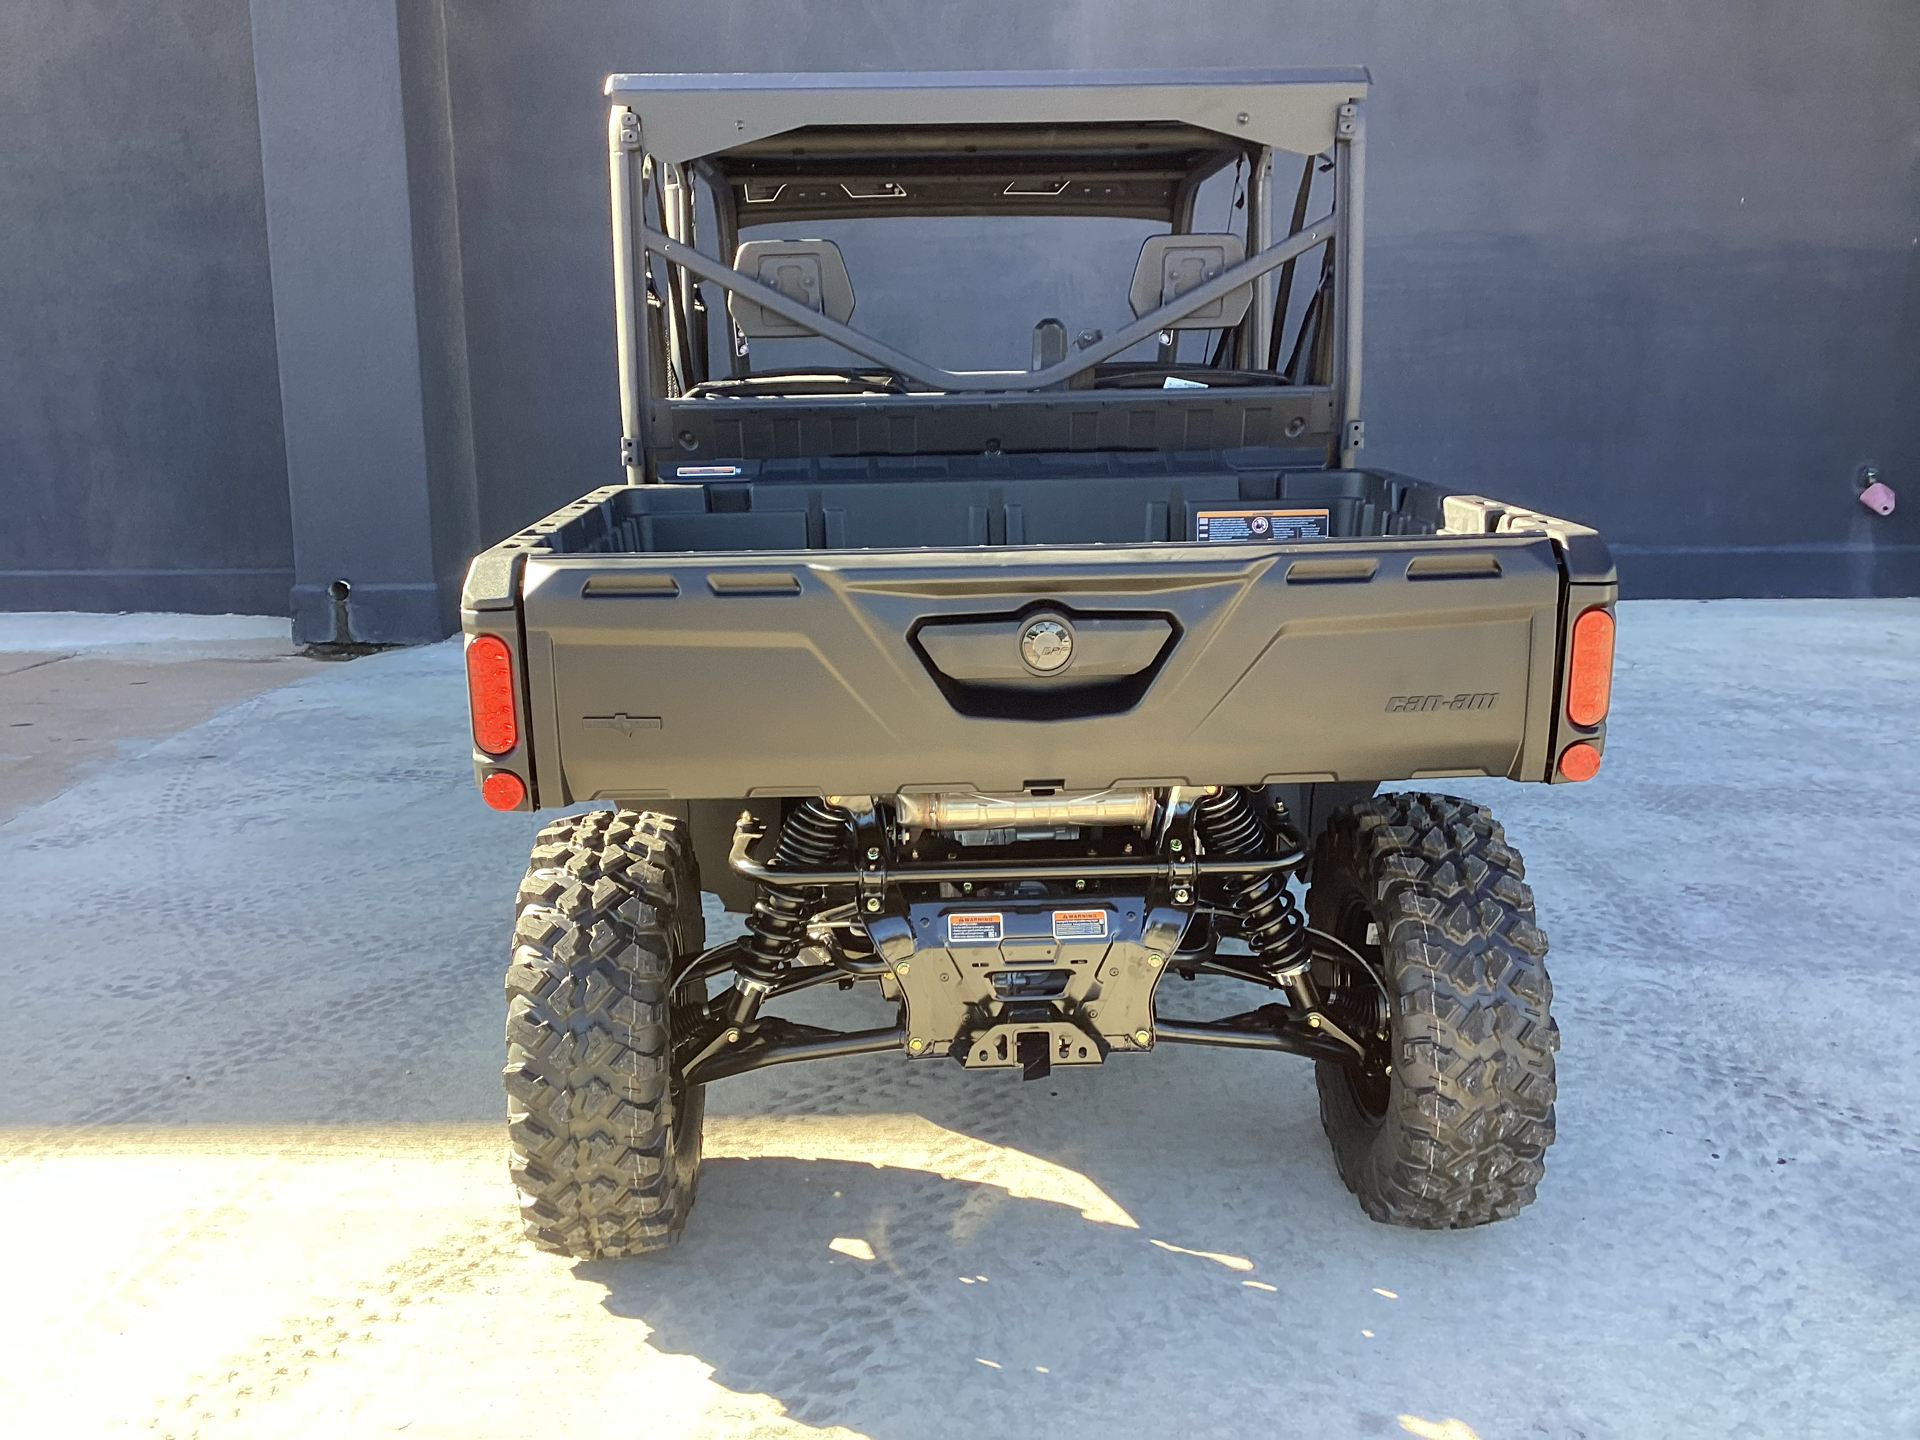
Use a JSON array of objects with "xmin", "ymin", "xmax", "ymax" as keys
[
  {"xmin": 504, "ymin": 808, "xmax": 705, "ymax": 1258},
  {"xmin": 1310, "ymin": 792, "xmax": 1557, "ymax": 1228}
]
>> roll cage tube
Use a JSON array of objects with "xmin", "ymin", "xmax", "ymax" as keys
[
  {"xmin": 608, "ymin": 87, "xmax": 1367, "ymax": 478},
  {"xmin": 640, "ymin": 217, "xmax": 1335, "ymax": 395}
]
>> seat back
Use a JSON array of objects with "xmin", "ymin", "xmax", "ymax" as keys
[
  {"xmin": 1127, "ymin": 234, "xmax": 1252, "ymax": 329},
  {"xmin": 728, "ymin": 239, "xmax": 856, "ymax": 338}
]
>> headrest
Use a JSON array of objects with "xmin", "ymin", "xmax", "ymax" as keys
[
  {"xmin": 728, "ymin": 239, "xmax": 855, "ymax": 338},
  {"xmin": 1128, "ymin": 234, "xmax": 1252, "ymax": 330}
]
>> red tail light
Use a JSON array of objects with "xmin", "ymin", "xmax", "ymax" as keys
[
  {"xmin": 480, "ymin": 770, "xmax": 526, "ymax": 809},
  {"xmin": 466, "ymin": 634, "xmax": 517, "ymax": 755},
  {"xmin": 1567, "ymin": 607, "xmax": 1615, "ymax": 727},
  {"xmin": 1558, "ymin": 742, "xmax": 1602, "ymax": 781}
]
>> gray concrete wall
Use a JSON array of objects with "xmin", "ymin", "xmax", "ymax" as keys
[
  {"xmin": 445, "ymin": 0, "xmax": 1920, "ymax": 598},
  {"xmin": 3, "ymin": 0, "xmax": 1916, "ymax": 628},
  {"xmin": 0, "ymin": 0, "xmax": 292, "ymax": 615},
  {"xmin": 248, "ymin": 0, "xmax": 479, "ymax": 644}
]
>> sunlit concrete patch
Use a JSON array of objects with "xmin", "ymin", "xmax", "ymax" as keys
[
  {"xmin": 0, "ymin": 1126, "xmax": 861, "ymax": 1440},
  {"xmin": 705, "ymin": 1113, "xmax": 1139, "ymax": 1228},
  {"xmin": 0, "ymin": 1119, "xmax": 1150, "ymax": 1438},
  {"xmin": 0, "ymin": 1125, "xmax": 510, "ymax": 1437},
  {"xmin": 0, "ymin": 1116, "xmax": 1147, "ymax": 1439},
  {"xmin": 1148, "ymin": 1237, "xmax": 1255, "ymax": 1270}
]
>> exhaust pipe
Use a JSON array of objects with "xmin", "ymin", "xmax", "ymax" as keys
[{"xmin": 893, "ymin": 789, "xmax": 1154, "ymax": 832}]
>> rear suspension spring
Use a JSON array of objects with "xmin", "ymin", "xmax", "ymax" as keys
[
  {"xmin": 736, "ymin": 800, "xmax": 854, "ymax": 1014},
  {"xmin": 1194, "ymin": 788, "xmax": 1311, "ymax": 977}
]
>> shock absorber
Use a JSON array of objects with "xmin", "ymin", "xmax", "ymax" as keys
[
  {"xmin": 733, "ymin": 799, "xmax": 853, "ymax": 1022},
  {"xmin": 1193, "ymin": 787, "xmax": 1316, "ymax": 995}
]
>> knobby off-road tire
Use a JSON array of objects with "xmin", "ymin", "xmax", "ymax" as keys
[
  {"xmin": 504, "ymin": 808, "xmax": 708, "ymax": 1258},
  {"xmin": 1307, "ymin": 793, "xmax": 1558, "ymax": 1227}
]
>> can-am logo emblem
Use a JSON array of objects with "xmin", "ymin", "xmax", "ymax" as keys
[
  {"xmin": 1385, "ymin": 692, "xmax": 1499, "ymax": 713},
  {"xmin": 1019, "ymin": 617, "xmax": 1074, "ymax": 673}
]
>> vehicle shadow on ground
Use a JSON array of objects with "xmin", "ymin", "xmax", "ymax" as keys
[
  {"xmin": 584, "ymin": 1046, "xmax": 1429, "ymax": 1440},
  {"xmin": 585, "ymin": 1155, "xmax": 1384, "ymax": 1440}
]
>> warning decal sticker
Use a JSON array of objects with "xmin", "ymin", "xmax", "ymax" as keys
[
  {"xmin": 1194, "ymin": 508, "xmax": 1331, "ymax": 543},
  {"xmin": 945, "ymin": 912, "xmax": 1005, "ymax": 944},
  {"xmin": 1051, "ymin": 909, "xmax": 1110, "ymax": 940}
]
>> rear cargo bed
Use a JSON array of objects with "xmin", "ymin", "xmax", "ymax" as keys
[
  {"xmin": 525, "ymin": 452, "xmax": 1459, "ymax": 554},
  {"xmin": 462, "ymin": 457, "xmax": 1613, "ymax": 806}
]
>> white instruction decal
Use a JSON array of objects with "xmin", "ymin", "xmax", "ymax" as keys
[
  {"xmin": 1051, "ymin": 909, "xmax": 1110, "ymax": 940},
  {"xmin": 946, "ymin": 912, "xmax": 1004, "ymax": 944},
  {"xmin": 1194, "ymin": 507, "xmax": 1330, "ymax": 542}
]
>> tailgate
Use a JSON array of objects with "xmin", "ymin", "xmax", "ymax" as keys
[{"xmin": 509, "ymin": 535, "xmax": 1569, "ymax": 804}]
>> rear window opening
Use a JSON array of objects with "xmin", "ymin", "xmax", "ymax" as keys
[
  {"xmin": 654, "ymin": 121, "xmax": 1344, "ymax": 403},
  {"xmin": 724, "ymin": 214, "xmax": 1174, "ymax": 375}
]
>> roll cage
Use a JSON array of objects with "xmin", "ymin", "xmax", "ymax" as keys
[{"xmin": 606, "ymin": 68, "xmax": 1371, "ymax": 477}]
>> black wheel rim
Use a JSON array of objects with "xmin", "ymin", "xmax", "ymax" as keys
[
  {"xmin": 1332, "ymin": 896, "xmax": 1392, "ymax": 1119},
  {"xmin": 667, "ymin": 977, "xmax": 710, "ymax": 1151}
]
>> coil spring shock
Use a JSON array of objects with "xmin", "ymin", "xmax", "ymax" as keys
[
  {"xmin": 1193, "ymin": 787, "xmax": 1311, "ymax": 976},
  {"xmin": 734, "ymin": 800, "xmax": 854, "ymax": 1020}
]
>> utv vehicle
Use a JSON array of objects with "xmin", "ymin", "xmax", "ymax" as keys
[{"xmin": 461, "ymin": 68, "xmax": 1617, "ymax": 1258}]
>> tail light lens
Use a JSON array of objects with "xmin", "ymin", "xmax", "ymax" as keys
[
  {"xmin": 1558, "ymin": 742, "xmax": 1602, "ymax": 781},
  {"xmin": 1566, "ymin": 607, "xmax": 1615, "ymax": 727},
  {"xmin": 466, "ymin": 634, "xmax": 517, "ymax": 755},
  {"xmin": 480, "ymin": 770, "xmax": 526, "ymax": 810}
]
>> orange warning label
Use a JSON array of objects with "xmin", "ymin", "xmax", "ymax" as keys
[{"xmin": 1051, "ymin": 909, "xmax": 1110, "ymax": 940}]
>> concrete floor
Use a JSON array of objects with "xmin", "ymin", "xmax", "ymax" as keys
[
  {"xmin": 0, "ymin": 600, "xmax": 1915, "ymax": 1439},
  {"xmin": 0, "ymin": 613, "xmax": 325, "ymax": 823}
]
